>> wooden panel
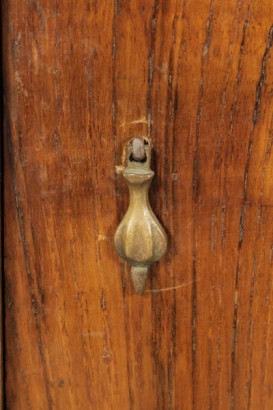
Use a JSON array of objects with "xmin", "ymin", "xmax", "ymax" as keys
[{"xmin": 3, "ymin": 0, "xmax": 273, "ymax": 409}]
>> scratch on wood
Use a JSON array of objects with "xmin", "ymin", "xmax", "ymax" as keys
[
  {"xmin": 15, "ymin": 71, "xmax": 28, "ymax": 97},
  {"xmin": 97, "ymin": 234, "xmax": 110, "ymax": 241},
  {"xmin": 131, "ymin": 117, "xmax": 150, "ymax": 125},
  {"xmin": 100, "ymin": 289, "xmax": 107, "ymax": 310},
  {"xmin": 119, "ymin": 117, "xmax": 152, "ymax": 128},
  {"xmin": 145, "ymin": 280, "xmax": 199, "ymax": 293}
]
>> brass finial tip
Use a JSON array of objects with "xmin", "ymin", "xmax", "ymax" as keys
[{"xmin": 131, "ymin": 266, "xmax": 148, "ymax": 294}]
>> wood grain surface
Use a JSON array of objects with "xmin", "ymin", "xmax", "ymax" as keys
[{"xmin": 3, "ymin": 0, "xmax": 273, "ymax": 409}]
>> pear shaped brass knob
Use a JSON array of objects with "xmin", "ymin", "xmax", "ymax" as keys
[{"xmin": 114, "ymin": 138, "xmax": 167, "ymax": 294}]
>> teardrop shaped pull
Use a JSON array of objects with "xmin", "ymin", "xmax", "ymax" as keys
[{"xmin": 114, "ymin": 137, "xmax": 167, "ymax": 294}]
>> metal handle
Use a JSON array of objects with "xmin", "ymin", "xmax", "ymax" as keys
[{"xmin": 114, "ymin": 137, "xmax": 167, "ymax": 294}]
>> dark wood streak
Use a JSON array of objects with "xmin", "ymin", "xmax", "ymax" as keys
[
  {"xmin": 229, "ymin": 13, "xmax": 251, "ymax": 410},
  {"xmin": 239, "ymin": 23, "xmax": 273, "ymax": 249},
  {"xmin": 247, "ymin": 115, "xmax": 273, "ymax": 410},
  {"xmin": 165, "ymin": 14, "xmax": 179, "ymax": 410},
  {"xmin": 213, "ymin": 7, "xmax": 250, "ymax": 404},
  {"xmin": 252, "ymin": 25, "xmax": 273, "ymax": 127},
  {"xmin": 230, "ymin": 19, "xmax": 273, "ymax": 410},
  {"xmin": 245, "ymin": 237, "xmax": 258, "ymax": 410},
  {"xmin": 148, "ymin": 2, "xmax": 177, "ymax": 409},
  {"xmin": 4, "ymin": 108, "xmax": 53, "ymax": 409},
  {"xmin": 112, "ymin": 0, "xmax": 118, "ymax": 163},
  {"xmin": 192, "ymin": 2, "xmax": 214, "ymax": 409},
  {"xmin": 261, "ymin": 229, "xmax": 273, "ymax": 410},
  {"xmin": 146, "ymin": 0, "xmax": 159, "ymax": 138}
]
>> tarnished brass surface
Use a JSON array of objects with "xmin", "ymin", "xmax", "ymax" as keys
[{"xmin": 114, "ymin": 138, "xmax": 167, "ymax": 294}]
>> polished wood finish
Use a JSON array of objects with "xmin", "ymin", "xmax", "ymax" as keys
[{"xmin": 3, "ymin": 1, "xmax": 273, "ymax": 409}]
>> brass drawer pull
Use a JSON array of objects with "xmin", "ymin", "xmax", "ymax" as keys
[{"xmin": 114, "ymin": 138, "xmax": 167, "ymax": 294}]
